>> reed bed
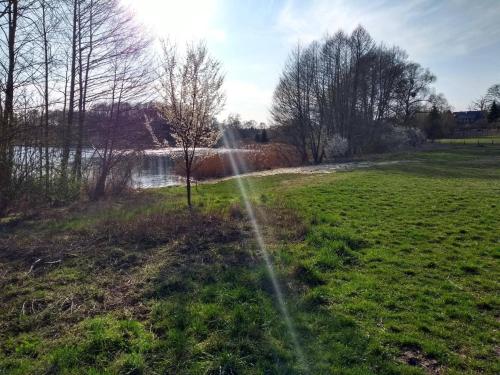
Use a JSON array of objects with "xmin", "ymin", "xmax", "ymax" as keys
[{"xmin": 174, "ymin": 143, "xmax": 303, "ymax": 180}]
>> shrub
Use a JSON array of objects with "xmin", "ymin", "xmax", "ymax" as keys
[
  {"xmin": 360, "ymin": 123, "xmax": 426, "ymax": 153},
  {"xmin": 406, "ymin": 127, "xmax": 427, "ymax": 147},
  {"xmin": 324, "ymin": 134, "xmax": 349, "ymax": 159},
  {"xmin": 85, "ymin": 151, "xmax": 143, "ymax": 200}
]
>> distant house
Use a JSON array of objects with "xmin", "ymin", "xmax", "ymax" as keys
[{"xmin": 453, "ymin": 111, "xmax": 485, "ymax": 125}]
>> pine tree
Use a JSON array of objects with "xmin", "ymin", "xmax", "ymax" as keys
[
  {"xmin": 488, "ymin": 101, "xmax": 499, "ymax": 123},
  {"xmin": 260, "ymin": 128, "xmax": 268, "ymax": 143},
  {"xmin": 427, "ymin": 105, "xmax": 442, "ymax": 141}
]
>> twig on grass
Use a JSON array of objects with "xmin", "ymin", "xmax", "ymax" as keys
[
  {"xmin": 26, "ymin": 258, "xmax": 42, "ymax": 275},
  {"xmin": 45, "ymin": 260, "xmax": 62, "ymax": 265}
]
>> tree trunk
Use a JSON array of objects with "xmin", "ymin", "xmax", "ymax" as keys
[
  {"xmin": 42, "ymin": 0, "xmax": 50, "ymax": 194},
  {"xmin": 92, "ymin": 166, "xmax": 107, "ymax": 201},
  {"xmin": 61, "ymin": 0, "xmax": 78, "ymax": 183},
  {"xmin": 0, "ymin": 0, "xmax": 18, "ymax": 213},
  {"xmin": 73, "ymin": 0, "xmax": 85, "ymax": 180},
  {"xmin": 185, "ymin": 156, "xmax": 192, "ymax": 207}
]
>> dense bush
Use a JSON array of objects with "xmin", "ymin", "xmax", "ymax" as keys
[
  {"xmin": 84, "ymin": 152, "xmax": 143, "ymax": 200},
  {"xmin": 359, "ymin": 123, "xmax": 426, "ymax": 153},
  {"xmin": 324, "ymin": 134, "xmax": 349, "ymax": 160}
]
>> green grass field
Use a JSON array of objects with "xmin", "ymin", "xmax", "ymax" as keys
[
  {"xmin": 0, "ymin": 145, "xmax": 499, "ymax": 374},
  {"xmin": 437, "ymin": 136, "xmax": 500, "ymax": 144}
]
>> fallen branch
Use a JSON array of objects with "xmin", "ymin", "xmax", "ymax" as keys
[
  {"xmin": 45, "ymin": 260, "xmax": 62, "ymax": 265},
  {"xmin": 26, "ymin": 258, "xmax": 42, "ymax": 275}
]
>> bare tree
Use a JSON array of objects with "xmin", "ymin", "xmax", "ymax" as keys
[
  {"xmin": 0, "ymin": 0, "xmax": 160, "ymax": 211},
  {"xmin": 0, "ymin": 0, "xmax": 37, "ymax": 211},
  {"xmin": 470, "ymin": 96, "xmax": 489, "ymax": 112},
  {"xmin": 271, "ymin": 44, "xmax": 310, "ymax": 163},
  {"xmin": 486, "ymin": 84, "xmax": 500, "ymax": 102},
  {"xmin": 272, "ymin": 26, "xmax": 436, "ymax": 160},
  {"xmin": 394, "ymin": 62, "xmax": 435, "ymax": 124},
  {"xmin": 40, "ymin": 0, "xmax": 51, "ymax": 192},
  {"xmin": 88, "ymin": 0, "xmax": 152, "ymax": 200},
  {"xmin": 0, "ymin": 0, "xmax": 19, "ymax": 211},
  {"xmin": 470, "ymin": 84, "xmax": 500, "ymax": 111},
  {"xmin": 59, "ymin": 0, "xmax": 78, "ymax": 183},
  {"xmin": 156, "ymin": 41, "xmax": 225, "ymax": 207},
  {"xmin": 31, "ymin": 0, "xmax": 59, "ymax": 194}
]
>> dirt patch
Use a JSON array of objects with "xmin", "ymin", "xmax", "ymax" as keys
[
  {"xmin": 89, "ymin": 210, "xmax": 241, "ymax": 249},
  {"xmin": 255, "ymin": 204, "xmax": 309, "ymax": 241},
  {"xmin": 399, "ymin": 348, "xmax": 444, "ymax": 374}
]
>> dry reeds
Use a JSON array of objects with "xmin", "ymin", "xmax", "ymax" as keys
[{"xmin": 174, "ymin": 144, "xmax": 303, "ymax": 180}]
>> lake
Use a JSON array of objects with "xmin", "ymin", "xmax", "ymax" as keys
[
  {"xmin": 13, "ymin": 146, "xmax": 250, "ymax": 189},
  {"xmin": 134, "ymin": 148, "xmax": 254, "ymax": 188}
]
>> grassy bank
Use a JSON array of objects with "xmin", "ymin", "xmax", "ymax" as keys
[{"xmin": 1, "ymin": 145, "xmax": 499, "ymax": 374}]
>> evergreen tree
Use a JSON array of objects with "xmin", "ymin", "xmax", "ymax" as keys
[
  {"xmin": 427, "ymin": 105, "xmax": 442, "ymax": 141},
  {"xmin": 488, "ymin": 101, "xmax": 499, "ymax": 123},
  {"xmin": 260, "ymin": 128, "xmax": 268, "ymax": 143},
  {"xmin": 254, "ymin": 132, "xmax": 261, "ymax": 143}
]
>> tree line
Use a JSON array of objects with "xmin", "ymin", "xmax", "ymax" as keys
[
  {"xmin": 219, "ymin": 114, "xmax": 268, "ymax": 147},
  {"xmin": 0, "ymin": 0, "xmax": 228, "ymax": 210},
  {"xmin": 0, "ymin": 0, "xmax": 152, "ymax": 211},
  {"xmin": 471, "ymin": 84, "xmax": 500, "ymax": 123},
  {"xmin": 271, "ymin": 26, "xmax": 444, "ymax": 163},
  {"xmin": 0, "ymin": 3, "xmax": 497, "ymax": 212}
]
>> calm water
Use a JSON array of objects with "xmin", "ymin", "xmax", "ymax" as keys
[
  {"xmin": 14, "ymin": 146, "xmax": 248, "ymax": 189},
  {"xmin": 133, "ymin": 148, "xmax": 252, "ymax": 188},
  {"xmin": 132, "ymin": 151, "xmax": 182, "ymax": 188}
]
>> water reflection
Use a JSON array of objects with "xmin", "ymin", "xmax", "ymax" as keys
[
  {"xmin": 132, "ymin": 148, "xmax": 251, "ymax": 189},
  {"xmin": 132, "ymin": 153, "xmax": 184, "ymax": 188},
  {"xmin": 13, "ymin": 146, "xmax": 247, "ymax": 189}
]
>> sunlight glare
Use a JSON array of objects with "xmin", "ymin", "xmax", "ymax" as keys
[
  {"xmin": 121, "ymin": 0, "xmax": 225, "ymax": 43},
  {"xmin": 219, "ymin": 128, "xmax": 309, "ymax": 371}
]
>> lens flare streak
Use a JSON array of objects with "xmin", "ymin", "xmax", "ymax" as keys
[{"xmin": 219, "ymin": 131, "xmax": 308, "ymax": 370}]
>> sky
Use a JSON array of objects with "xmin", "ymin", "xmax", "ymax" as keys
[{"xmin": 121, "ymin": 0, "xmax": 500, "ymax": 123}]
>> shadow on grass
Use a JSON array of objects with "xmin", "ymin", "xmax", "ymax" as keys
[{"xmin": 0, "ymin": 205, "xmax": 416, "ymax": 374}]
